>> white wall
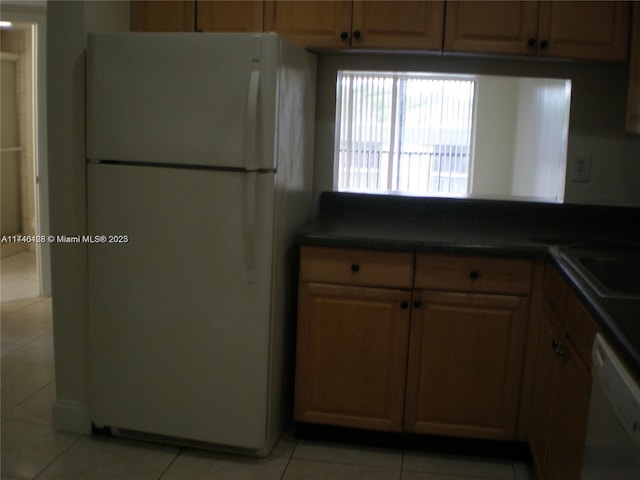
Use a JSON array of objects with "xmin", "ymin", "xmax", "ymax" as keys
[
  {"xmin": 511, "ymin": 78, "xmax": 570, "ymax": 202},
  {"xmin": 471, "ymin": 76, "xmax": 518, "ymax": 197},
  {"xmin": 47, "ymin": 0, "xmax": 129, "ymax": 435},
  {"xmin": 568, "ymin": 133, "xmax": 640, "ymax": 205},
  {"xmin": 564, "ymin": 62, "xmax": 640, "ymax": 206},
  {"xmin": 313, "ymin": 53, "xmax": 640, "ymax": 207}
]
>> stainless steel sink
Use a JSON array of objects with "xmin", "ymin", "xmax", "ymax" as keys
[{"xmin": 560, "ymin": 248, "xmax": 640, "ymax": 299}]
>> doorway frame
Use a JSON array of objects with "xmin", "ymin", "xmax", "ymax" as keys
[{"xmin": 1, "ymin": 2, "xmax": 50, "ymax": 296}]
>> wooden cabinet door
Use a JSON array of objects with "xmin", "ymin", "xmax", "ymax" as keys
[
  {"xmin": 529, "ymin": 305, "xmax": 591, "ymax": 480},
  {"xmin": 444, "ymin": 1, "xmax": 539, "ymax": 56},
  {"xmin": 546, "ymin": 341, "xmax": 591, "ymax": 480},
  {"xmin": 528, "ymin": 306, "xmax": 563, "ymax": 479},
  {"xmin": 264, "ymin": 1, "xmax": 352, "ymax": 49},
  {"xmin": 352, "ymin": 1, "xmax": 444, "ymax": 50},
  {"xmin": 404, "ymin": 291, "xmax": 529, "ymax": 440},
  {"xmin": 294, "ymin": 282, "xmax": 411, "ymax": 432},
  {"xmin": 196, "ymin": 1, "xmax": 263, "ymax": 32},
  {"xmin": 537, "ymin": 1, "xmax": 630, "ymax": 61},
  {"xmin": 627, "ymin": 3, "xmax": 640, "ymax": 133},
  {"xmin": 131, "ymin": 1, "xmax": 196, "ymax": 32}
]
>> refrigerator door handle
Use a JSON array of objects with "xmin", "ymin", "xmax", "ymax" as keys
[
  {"xmin": 245, "ymin": 68, "xmax": 260, "ymax": 172},
  {"xmin": 243, "ymin": 172, "xmax": 257, "ymax": 283}
]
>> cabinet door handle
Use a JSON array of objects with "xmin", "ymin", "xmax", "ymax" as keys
[
  {"xmin": 400, "ymin": 300, "xmax": 409, "ymax": 309},
  {"xmin": 527, "ymin": 37, "xmax": 537, "ymax": 47},
  {"xmin": 552, "ymin": 339, "xmax": 565, "ymax": 357},
  {"xmin": 350, "ymin": 264, "xmax": 360, "ymax": 273},
  {"xmin": 469, "ymin": 270, "xmax": 479, "ymax": 280},
  {"xmin": 540, "ymin": 40, "xmax": 549, "ymax": 50},
  {"xmin": 413, "ymin": 300, "xmax": 422, "ymax": 308},
  {"xmin": 352, "ymin": 30, "xmax": 361, "ymax": 39},
  {"xmin": 340, "ymin": 31, "xmax": 349, "ymax": 40}
]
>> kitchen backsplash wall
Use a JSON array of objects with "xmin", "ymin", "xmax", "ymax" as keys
[{"xmin": 312, "ymin": 53, "xmax": 640, "ymax": 208}]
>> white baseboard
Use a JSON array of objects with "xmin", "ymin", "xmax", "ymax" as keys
[{"xmin": 52, "ymin": 399, "xmax": 92, "ymax": 434}]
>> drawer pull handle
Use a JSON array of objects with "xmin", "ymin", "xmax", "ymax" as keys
[
  {"xmin": 351, "ymin": 264, "xmax": 360, "ymax": 273},
  {"xmin": 552, "ymin": 339, "xmax": 565, "ymax": 357},
  {"xmin": 400, "ymin": 301, "xmax": 409, "ymax": 309},
  {"xmin": 469, "ymin": 270, "xmax": 479, "ymax": 280}
]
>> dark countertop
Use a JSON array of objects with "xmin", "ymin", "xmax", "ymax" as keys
[
  {"xmin": 550, "ymin": 247, "xmax": 640, "ymax": 381},
  {"xmin": 296, "ymin": 192, "xmax": 640, "ymax": 379}
]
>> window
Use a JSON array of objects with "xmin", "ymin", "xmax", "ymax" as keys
[{"xmin": 334, "ymin": 71, "xmax": 475, "ymax": 196}]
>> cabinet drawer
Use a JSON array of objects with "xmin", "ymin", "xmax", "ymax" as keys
[
  {"xmin": 300, "ymin": 246, "xmax": 414, "ymax": 289},
  {"xmin": 414, "ymin": 254, "xmax": 533, "ymax": 295}
]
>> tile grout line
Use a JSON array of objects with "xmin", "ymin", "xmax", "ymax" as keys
[
  {"xmin": 0, "ymin": 381, "xmax": 55, "ymax": 424},
  {"xmin": 30, "ymin": 431, "xmax": 84, "ymax": 480},
  {"xmin": 280, "ymin": 436, "xmax": 299, "ymax": 479},
  {"xmin": 156, "ymin": 446, "xmax": 183, "ymax": 480}
]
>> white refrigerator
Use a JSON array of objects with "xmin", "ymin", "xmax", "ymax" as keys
[{"xmin": 85, "ymin": 33, "xmax": 316, "ymax": 456}]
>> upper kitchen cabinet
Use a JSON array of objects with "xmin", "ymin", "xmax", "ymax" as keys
[
  {"xmin": 445, "ymin": 1, "xmax": 631, "ymax": 62},
  {"xmin": 444, "ymin": 1, "xmax": 539, "ymax": 56},
  {"xmin": 538, "ymin": 1, "xmax": 630, "ymax": 61},
  {"xmin": 131, "ymin": 1, "xmax": 195, "ymax": 32},
  {"xmin": 131, "ymin": 1, "xmax": 264, "ymax": 32},
  {"xmin": 196, "ymin": 1, "xmax": 263, "ymax": 32},
  {"xmin": 351, "ymin": 1, "xmax": 444, "ymax": 50},
  {"xmin": 628, "ymin": 2, "xmax": 640, "ymax": 134},
  {"xmin": 263, "ymin": 1, "xmax": 352, "ymax": 49},
  {"xmin": 264, "ymin": 1, "xmax": 444, "ymax": 51}
]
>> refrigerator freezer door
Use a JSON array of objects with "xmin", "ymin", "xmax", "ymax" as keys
[
  {"xmin": 86, "ymin": 33, "xmax": 278, "ymax": 170},
  {"xmin": 87, "ymin": 163, "xmax": 276, "ymax": 450}
]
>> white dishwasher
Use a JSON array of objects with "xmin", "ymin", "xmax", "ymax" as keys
[{"xmin": 582, "ymin": 334, "xmax": 640, "ymax": 478}]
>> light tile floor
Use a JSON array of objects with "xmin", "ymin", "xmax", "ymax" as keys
[
  {"xmin": 1, "ymin": 259, "xmax": 536, "ymax": 480},
  {"xmin": 1, "ymin": 251, "xmax": 39, "ymax": 303}
]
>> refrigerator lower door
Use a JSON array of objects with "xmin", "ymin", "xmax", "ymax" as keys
[{"xmin": 87, "ymin": 163, "xmax": 275, "ymax": 451}]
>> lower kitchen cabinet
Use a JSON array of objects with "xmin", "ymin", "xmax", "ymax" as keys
[
  {"xmin": 529, "ymin": 306, "xmax": 591, "ymax": 479},
  {"xmin": 293, "ymin": 246, "xmax": 415, "ymax": 432},
  {"xmin": 294, "ymin": 246, "xmax": 604, "ymax": 474},
  {"xmin": 528, "ymin": 266, "xmax": 598, "ymax": 480},
  {"xmin": 294, "ymin": 246, "xmax": 534, "ymax": 440},
  {"xmin": 404, "ymin": 290, "xmax": 529, "ymax": 440},
  {"xmin": 293, "ymin": 282, "xmax": 411, "ymax": 432}
]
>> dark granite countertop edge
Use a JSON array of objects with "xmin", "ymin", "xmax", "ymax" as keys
[
  {"xmin": 295, "ymin": 221, "xmax": 640, "ymax": 381},
  {"xmin": 549, "ymin": 249, "xmax": 640, "ymax": 382},
  {"xmin": 295, "ymin": 229, "xmax": 551, "ymax": 257}
]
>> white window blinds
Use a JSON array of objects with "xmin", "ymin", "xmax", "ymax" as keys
[{"xmin": 334, "ymin": 71, "xmax": 475, "ymax": 196}]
